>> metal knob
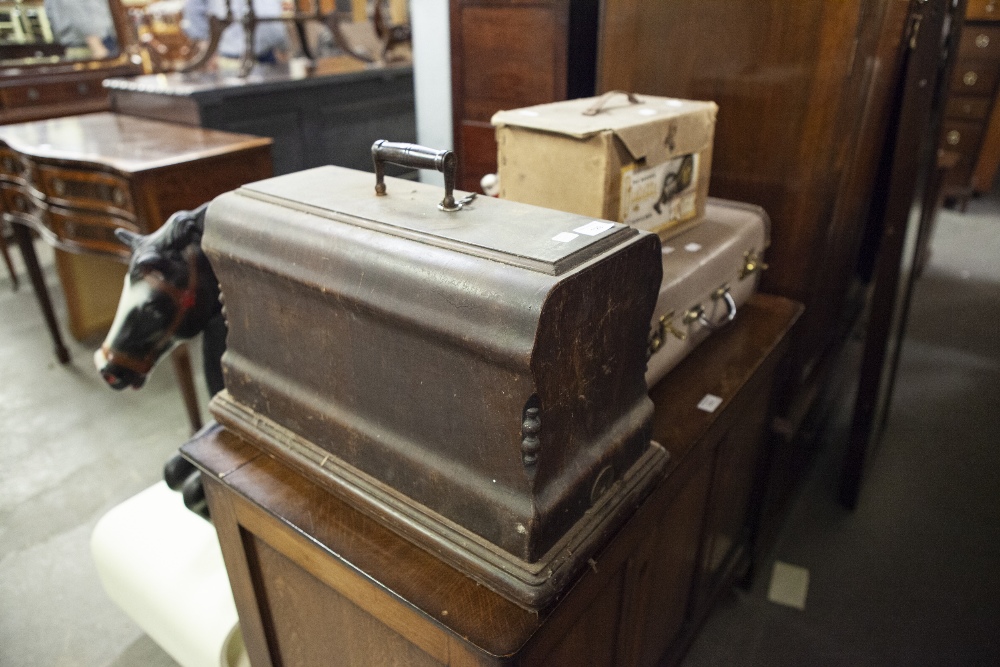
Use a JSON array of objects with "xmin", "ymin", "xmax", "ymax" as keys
[
  {"xmin": 946, "ymin": 130, "xmax": 961, "ymax": 146},
  {"xmin": 964, "ymin": 71, "xmax": 979, "ymax": 87},
  {"xmin": 52, "ymin": 178, "xmax": 65, "ymax": 196},
  {"xmin": 977, "ymin": 34, "xmax": 991, "ymax": 48}
]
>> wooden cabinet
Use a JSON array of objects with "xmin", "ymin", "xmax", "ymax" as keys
[
  {"xmin": 943, "ymin": 3, "xmax": 1000, "ymax": 200},
  {"xmin": 106, "ymin": 64, "xmax": 418, "ymax": 177},
  {"xmin": 184, "ymin": 294, "xmax": 802, "ymax": 667},
  {"xmin": 449, "ymin": 0, "xmax": 598, "ymax": 191}
]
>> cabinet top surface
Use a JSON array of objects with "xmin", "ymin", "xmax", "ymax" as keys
[
  {"xmin": 0, "ymin": 112, "xmax": 272, "ymax": 173},
  {"xmin": 103, "ymin": 62, "xmax": 413, "ymax": 100}
]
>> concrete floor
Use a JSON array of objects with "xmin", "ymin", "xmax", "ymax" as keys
[
  {"xmin": 683, "ymin": 192, "xmax": 1000, "ymax": 666},
  {"xmin": 0, "ymin": 244, "xmax": 199, "ymax": 667},
  {"xmin": 0, "ymin": 189, "xmax": 997, "ymax": 666}
]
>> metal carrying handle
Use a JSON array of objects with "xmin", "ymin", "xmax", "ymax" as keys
[
  {"xmin": 372, "ymin": 140, "xmax": 462, "ymax": 212},
  {"xmin": 582, "ymin": 90, "xmax": 642, "ymax": 116},
  {"xmin": 683, "ymin": 286, "xmax": 738, "ymax": 332}
]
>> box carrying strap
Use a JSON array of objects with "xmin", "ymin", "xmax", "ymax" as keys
[{"xmin": 582, "ymin": 91, "xmax": 642, "ymax": 116}]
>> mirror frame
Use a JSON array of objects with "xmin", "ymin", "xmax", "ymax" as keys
[{"xmin": 0, "ymin": 0, "xmax": 144, "ymax": 77}]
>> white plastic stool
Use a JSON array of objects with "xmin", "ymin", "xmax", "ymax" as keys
[{"xmin": 91, "ymin": 481, "xmax": 247, "ymax": 667}]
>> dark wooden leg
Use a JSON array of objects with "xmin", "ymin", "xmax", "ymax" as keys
[
  {"xmin": 1, "ymin": 222, "xmax": 18, "ymax": 290},
  {"xmin": 12, "ymin": 222, "xmax": 69, "ymax": 363},
  {"xmin": 170, "ymin": 343, "xmax": 203, "ymax": 433}
]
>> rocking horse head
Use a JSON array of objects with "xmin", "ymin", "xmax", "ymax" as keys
[{"xmin": 95, "ymin": 203, "xmax": 221, "ymax": 390}]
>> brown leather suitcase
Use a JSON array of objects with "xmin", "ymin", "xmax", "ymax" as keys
[
  {"xmin": 201, "ymin": 143, "xmax": 668, "ymax": 609},
  {"xmin": 646, "ymin": 198, "xmax": 770, "ymax": 388}
]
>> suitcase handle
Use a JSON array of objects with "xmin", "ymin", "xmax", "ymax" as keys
[
  {"xmin": 682, "ymin": 286, "xmax": 738, "ymax": 332},
  {"xmin": 582, "ymin": 91, "xmax": 642, "ymax": 116},
  {"xmin": 371, "ymin": 140, "xmax": 463, "ymax": 212}
]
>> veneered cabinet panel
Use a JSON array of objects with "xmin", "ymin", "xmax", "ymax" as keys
[{"xmin": 459, "ymin": 5, "xmax": 564, "ymax": 121}]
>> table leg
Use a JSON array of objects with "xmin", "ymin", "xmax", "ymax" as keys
[
  {"xmin": 12, "ymin": 222, "xmax": 69, "ymax": 364},
  {"xmin": 170, "ymin": 343, "xmax": 203, "ymax": 433},
  {"xmin": 1, "ymin": 222, "xmax": 18, "ymax": 290}
]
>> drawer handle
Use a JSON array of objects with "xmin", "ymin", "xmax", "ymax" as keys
[
  {"xmin": 77, "ymin": 83, "xmax": 89, "ymax": 95},
  {"xmin": 976, "ymin": 34, "xmax": 991, "ymax": 49},
  {"xmin": 112, "ymin": 188, "xmax": 126, "ymax": 207},
  {"xmin": 946, "ymin": 130, "xmax": 962, "ymax": 146},
  {"xmin": 51, "ymin": 178, "xmax": 65, "ymax": 196},
  {"xmin": 26, "ymin": 88, "xmax": 39, "ymax": 102},
  {"xmin": 964, "ymin": 71, "xmax": 979, "ymax": 87},
  {"xmin": 989, "ymin": 2, "xmax": 997, "ymax": 14}
]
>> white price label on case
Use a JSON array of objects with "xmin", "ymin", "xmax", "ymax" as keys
[
  {"xmin": 697, "ymin": 394, "xmax": 723, "ymax": 413},
  {"xmin": 573, "ymin": 221, "xmax": 615, "ymax": 236}
]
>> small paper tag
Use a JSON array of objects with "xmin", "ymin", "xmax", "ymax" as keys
[
  {"xmin": 684, "ymin": 242, "xmax": 702, "ymax": 252},
  {"xmin": 552, "ymin": 232, "xmax": 578, "ymax": 243},
  {"xmin": 573, "ymin": 221, "xmax": 615, "ymax": 236},
  {"xmin": 697, "ymin": 394, "xmax": 723, "ymax": 413}
]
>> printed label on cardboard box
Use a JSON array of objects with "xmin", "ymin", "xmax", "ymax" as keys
[{"xmin": 619, "ymin": 153, "xmax": 698, "ymax": 228}]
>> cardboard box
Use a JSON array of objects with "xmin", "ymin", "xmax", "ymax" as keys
[{"xmin": 492, "ymin": 93, "xmax": 717, "ymax": 239}]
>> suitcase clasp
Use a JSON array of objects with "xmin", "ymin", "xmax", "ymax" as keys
[{"xmin": 740, "ymin": 249, "xmax": 769, "ymax": 280}]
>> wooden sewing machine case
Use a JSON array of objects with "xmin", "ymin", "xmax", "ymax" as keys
[{"xmin": 202, "ymin": 145, "xmax": 666, "ymax": 608}]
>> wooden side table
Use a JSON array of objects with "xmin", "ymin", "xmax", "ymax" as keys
[
  {"xmin": 183, "ymin": 293, "xmax": 802, "ymax": 666},
  {"xmin": 0, "ymin": 112, "xmax": 271, "ymax": 429}
]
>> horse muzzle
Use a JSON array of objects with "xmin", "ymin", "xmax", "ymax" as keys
[{"xmin": 94, "ymin": 347, "xmax": 147, "ymax": 390}]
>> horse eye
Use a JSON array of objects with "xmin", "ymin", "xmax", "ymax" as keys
[{"xmin": 135, "ymin": 255, "xmax": 171, "ymax": 275}]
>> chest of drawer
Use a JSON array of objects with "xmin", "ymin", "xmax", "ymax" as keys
[
  {"xmin": 36, "ymin": 165, "xmax": 135, "ymax": 218},
  {"xmin": 944, "ymin": 95, "xmax": 992, "ymax": 121},
  {"xmin": 0, "ymin": 149, "xmax": 36, "ymax": 184},
  {"xmin": 0, "ymin": 78, "xmax": 106, "ymax": 110},
  {"xmin": 0, "ymin": 182, "xmax": 45, "ymax": 221},
  {"xmin": 945, "ymin": 95, "xmax": 993, "ymax": 121},
  {"xmin": 939, "ymin": 119, "xmax": 986, "ymax": 162},
  {"xmin": 959, "ymin": 25, "xmax": 1000, "ymax": 61},
  {"xmin": 967, "ymin": 0, "xmax": 1000, "ymax": 21},
  {"xmin": 950, "ymin": 62, "xmax": 1000, "ymax": 96},
  {"xmin": 47, "ymin": 205, "xmax": 138, "ymax": 258}
]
